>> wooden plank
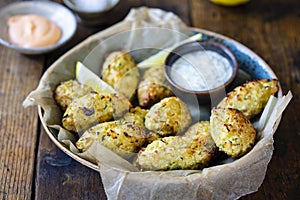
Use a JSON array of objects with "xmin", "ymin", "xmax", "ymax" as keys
[
  {"xmin": 0, "ymin": 43, "xmax": 44, "ymax": 199},
  {"xmin": 33, "ymin": 24, "xmax": 109, "ymax": 200},
  {"xmin": 190, "ymin": 0, "xmax": 300, "ymax": 199},
  {"xmin": 34, "ymin": 128, "xmax": 107, "ymax": 200},
  {"xmin": 0, "ymin": 1, "xmax": 43, "ymax": 199},
  {"xmin": 140, "ymin": 0, "xmax": 191, "ymax": 25}
]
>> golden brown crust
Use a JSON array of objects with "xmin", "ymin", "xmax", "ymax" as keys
[
  {"xmin": 101, "ymin": 51, "xmax": 140, "ymax": 99},
  {"xmin": 76, "ymin": 121, "xmax": 146, "ymax": 159},
  {"xmin": 62, "ymin": 92, "xmax": 131, "ymax": 133},
  {"xmin": 120, "ymin": 106, "xmax": 148, "ymax": 127},
  {"xmin": 144, "ymin": 97, "xmax": 192, "ymax": 136},
  {"xmin": 136, "ymin": 121, "xmax": 216, "ymax": 171},
  {"xmin": 217, "ymin": 79, "xmax": 279, "ymax": 119},
  {"xmin": 137, "ymin": 65, "xmax": 173, "ymax": 107},
  {"xmin": 210, "ymin": 107, "xmax": 256, "ymax": 158},
  {"xmin": 54, "ymin": 80, "xmax": 93, "ymax": 111},
  {"xmin": 145, "ymin": 131, "xmax": 162, "ymax": 144}
]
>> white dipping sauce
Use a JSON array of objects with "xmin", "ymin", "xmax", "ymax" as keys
[{"xmin": 170, "ymin": 50, "xmax": 233, "ymax": 91}]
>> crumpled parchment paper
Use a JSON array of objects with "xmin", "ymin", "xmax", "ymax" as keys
[{"xmin": 23, "ymin": 7, "xmax": 292, "ymax": 200}]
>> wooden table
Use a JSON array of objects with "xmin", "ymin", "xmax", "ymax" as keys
[{"xmin": 0, "ymin": 0, "xmax": 299, "ymax": 199}]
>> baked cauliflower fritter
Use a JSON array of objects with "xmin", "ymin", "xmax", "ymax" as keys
[
  {"xmin": 76, "ymin": 121, "xmax": 147, "ymax": 159},
  {"xmin": 136, "ymin": 122, "xmax": 216, "ymax": 170},
  {"xmin": 183, "ymin": 121, "xmax": 211, "ymax": 139},
  {"xmin": 210, "ymin": 107, "xmax": 256, "ymax": 158},
  {"xmin": 137, "ymin": 65, "xmax": 173, "ymax": 107},
  {"xmin": 120, "ymin": 106, "xmax": 148, "ymax": 127},
  {"xmin": 54, "ymin": 80, "xmax": 93, "ymax": 110},
  {"xmin": 101, "ymin": 51, "xmax": 140, "ymax": 100},
  {"xmin": 62, "ymin": 92, "xmax": 131, "ymax": 133},
  {"xmin": 144, "ymin": 97, "xmax": 192, "ymax": 136},
  {"xmin": 218, "ymin": 79, "xmax": 279, "ymax": 119},
  {"xmin": 121, "ymin": 107, "xmax": 162, "ymax": 144},
  {"xmin": 121, "ymin": 107, "xmax": 165, "ymax": 144},
  {"xmin": 144, "ymin": 131, "xmax": 162, "ymax": 144}
]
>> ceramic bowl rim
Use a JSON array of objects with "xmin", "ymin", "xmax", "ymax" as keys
[
  {"xmin": 164, "ymin": 40, "xmax": 238, "ymax": 96},
  {"xmin": 62, "ymin": 0, "xmax": 120, "ymax": 14},
  {"xmin": 0, "ymin": 1, "xmax": 77, "ymax": 55}
]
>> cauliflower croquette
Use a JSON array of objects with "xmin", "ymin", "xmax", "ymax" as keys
[
  {"xmin": 184, "ymin": 121, "xmax": 211, "ymax": 139},
  {"xmin": 54, "ymin": 80, "xmax": 93, "ymax": 110},
  {"xmin": 120, "ymin": 107, "xmax": 148, "ymax": 127},
  {"xmin": 138, "ymin": 65, "xmax": 173, "ymax": 107},
  {"xmin": 218, "ymin": 79, "xmax": 279, "ymax": 119},
  {"xmin": 144, "ymin": 97, "xmax": 192, "ymax": 136},
  {"xmin": 145, "ymin": 131, "xmax": 162, "ymax": 144},
  {"xmin": 210, "ymin": 107, "xmax": 256, "ymax": 158},
  {"xmin": 101, "ymin": 51, "xmax": 140, "ymax": 99},
  {"xmin": 76, "ymin": 121, "xmax": 146, "ymax": 159},
  {"xmin": 62, "ymin": 92, "xmax": 131, "ymax": 133},
  {"xmin": 136, "ymin": 122, "xmax": 216, "ymax": 170}
]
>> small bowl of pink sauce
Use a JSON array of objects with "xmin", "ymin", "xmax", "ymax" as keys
[{"xmin": 0, "ymin": 1, "xmax": 77, "ymax": 55}]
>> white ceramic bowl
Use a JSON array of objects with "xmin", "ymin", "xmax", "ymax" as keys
[
  {"xmin": 63, "ymin": 0, "xmax": 120, "ymax": 26},
  {"xmin": 0, "ymin": 1, "xmax": 77, "ymax": 55}
]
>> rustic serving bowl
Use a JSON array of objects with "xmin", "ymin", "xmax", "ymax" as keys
[
  {"xmin": 0, "ymin": 1, "xmax": 77, "ymax": 55},
  {"xmin": 34, "ymin": 27, "xmax": 281, "ymax": 171},
  {"xmin": 25, "ymin": 24, "xmax": 282, "ymax": 199}
]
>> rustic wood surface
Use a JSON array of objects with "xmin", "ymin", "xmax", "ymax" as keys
[{"xmin": 0, "ymin": 0, "xmax": 299, "ymax": 199}]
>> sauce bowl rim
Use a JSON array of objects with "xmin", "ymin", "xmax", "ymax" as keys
[
  {"xmin": 164, "ymin": 40, "xmax": 238, "ymax": 95},
  {"xmin": 0, "ymin": 1, "xmax": 77, "ymax": 55}
]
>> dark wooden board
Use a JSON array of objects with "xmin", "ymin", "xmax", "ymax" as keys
[{"xmin": 0, "ymin": 0, "xmax": 299, "ymax": 199}]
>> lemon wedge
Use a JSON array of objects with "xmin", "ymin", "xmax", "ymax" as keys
[
  {"xmin": 137, "ymin": 33, "xmax": 202, "ymax": 69},
  {"xmin": 137, "ymin": 50, "xmax": 170, "ymax": 69},
  {"xmin": 210, "ymin": 0, "xmax": 250, "ymax": 6},
  {"xmin": 75, "ymin": 61, "xmax": 116, "ymax": 94}
]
